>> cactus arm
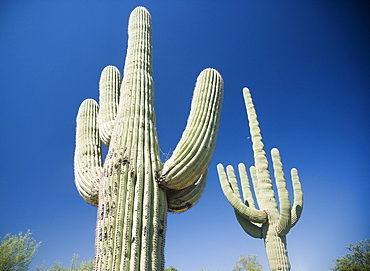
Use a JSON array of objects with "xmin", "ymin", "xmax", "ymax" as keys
[
  {"xmin": 98, "ymin": 65, "xmax": 121, "ymax": 147},
  {"xmin": 290, "ymin": 168, "xmax": 303, "ymax": 228},
  {"xmin": 238, "ymin": 163, "xmax": 256, "ymax": 208},
  {"xmin": 160, "ymin": 68, "xmax": 223, "ymax": 190},
  {"xmin": 74, "ymin": 99, "xmax": 102, "ymax": 206},
  {"xmin": 234, "ymin": 211, "xmax": 263, "ymax": 239},
  {"xmin": 228, "ymin": 165, "xmax": 242, "ymax": 198},
  {"xmin": 249, "ymin": 166, "xmax": 262, "ymax": 208},
  {"xmin": 271, "ymin": 148, "xmax": 292, "ymax": 235},
  {"xmin": 236, "ymin": 164, "xmax": 264, "ymax": 237},
  {"xmin": 167, "ymin": 170, "xmax": 207, "ymax": 213},
  {"xmin": 217, "ymin": 164, "xmax": 267, "ymax": 223}
]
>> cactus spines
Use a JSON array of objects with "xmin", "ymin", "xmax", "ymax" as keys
[
  {"xmin": 217, "ymin": 87, "xmax": 303, "ymax": 271},
  {"xmin": 74, "ymin": 6, "xmax": 223, "ymax": 271}
]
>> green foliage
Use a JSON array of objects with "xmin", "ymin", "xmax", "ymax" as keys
[
  {"xmin": 164, "ymin": 266, "xmax": 178, "ymax": 271},
  {"xmin": 332, "ymin": 239, "xmax": 370, "ymax": 271},
  {"xmin": 0, "ymin": 230, "xmax": 41, "ymax": 271},
  {"xmin": 36, "ymin": 254, "xmax": 93, "ymax": 271},
  {"xmin": 232, "ymin": 254, "xmax": 263, "ymax": 271}
]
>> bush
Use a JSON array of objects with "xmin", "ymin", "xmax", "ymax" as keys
[{"xmin": 0, "ymin": 230, "xmax": 41, "ymax": 271}]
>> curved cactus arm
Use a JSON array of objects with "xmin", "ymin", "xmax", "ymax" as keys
[
  {"xmin": 238, "ymin": 163, "xmax": 256, "ymax": 208},
  {"xmin": 74, "ymin": 99, "xmax": 102, "ymax": 206},
  {"xmin": 167, "ymin": 170, "xmax": 208, "ymax": 213},
  {"xmin": 235, "ymin": 211, "xmax": 263, "ymax": 239},
  {"xmin": 160, "ymin": 68, "xmax": 223, "ymax": 190},
  {"xmin": 98, "ymin": 65, "xmax": 121, "ymax": 146},
  {"xmin": 217, "ymin": 164, "xmax": 267, "ymax": 224},
  {"xmin": 290, "ymin": 168, "xmax": 303, "ymax": 228},
  {"xmin": 271, "ymin": 148, "xmax": 292, "ymax": 235}
]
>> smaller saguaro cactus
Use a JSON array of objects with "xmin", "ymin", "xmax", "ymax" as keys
[{"xmin": 217, "ymin": 87, "xmax": 303, "ymax": 271}]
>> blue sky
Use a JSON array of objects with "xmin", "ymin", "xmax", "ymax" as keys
[{"xmin": 0, "ymin": 1, "xmax": 369, "ymax": 270}]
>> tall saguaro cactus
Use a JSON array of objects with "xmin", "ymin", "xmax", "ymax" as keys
[
  {"xmin": 74, "ymin": 7, "xmax": 223, "ymax": 271},
  {"xmin": 217, "ymin": 88, "xmax": 303, "ymax": 271}
]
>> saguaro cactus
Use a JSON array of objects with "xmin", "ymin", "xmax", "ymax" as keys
[
  {"xmin": 74, "ymin": 6, "xmax": 223, "ymax": 271},
  {"xmin": 217, "ymin": 88, "xmax": 303, "ymax": 271}
]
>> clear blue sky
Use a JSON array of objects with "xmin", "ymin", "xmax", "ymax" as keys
[{"xmin": 1, "ymin": 1, "xmax": 369, "ymax": 270}]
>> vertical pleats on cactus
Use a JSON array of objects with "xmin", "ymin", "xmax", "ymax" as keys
[
  {"xmin": 74, "ymin": 6, "xmax": 223, "ymax": 271},
  {"xmin": 217, "ymin": 88, "xmax": 303, "ymax": 271}
]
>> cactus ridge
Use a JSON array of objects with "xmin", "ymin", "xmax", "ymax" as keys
[
  {"xmin": 217, "ymin": 87, "xmax": 303, "ymax": 271},
  {"xmin": 74, "ymin": 6, "xmax": 223, "ymax": 271}
]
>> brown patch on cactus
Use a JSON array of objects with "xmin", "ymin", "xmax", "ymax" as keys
[
  {"xmin": 130, "ymin": 168, "xmax": 135, "ymax": 177},
  {"xmin": 100, "ymin": 204, "xmax": 104, "ymax": 220},
  {"xmin": 104, "ymin": 226, "xmax": 108, "ymax": 240},
  {"xmin": 155, "ymin": 170, "xmax": 169, "ymax": 191},
  {"xmin": 111, "ymin": 201, "xmax": 116, "ymax": 216},
  {"xmin": 109, "ymin": 226, "xmax": 114, "ymax": 239},
  {"xmin": 114, "ymin": 156, "xmax": 129, "ymax": 170},
  {"xmin": 105, "ymin": 202, "xmax": 109, "ymax": 217},
  {"xmin": 114, "ymin": 158, "xmax": 121, "ymax": 169},
  {"xmin": 121, "ymin": 157, "xmax": 130, "ymax": 165},
  {"xmin": 114, "ymin": 182, "xmax": 117, "ymax": 195},
  {"xmin": 174, "ymin": 199, "xmax": 184, "ymax": 205},
  {"xmin": 185, "ymin": 202, "xmax": 192, "ymax": 209},
  {"xmin": 154, "ymin": 170, "xmax": 162, "ymax": 182}
]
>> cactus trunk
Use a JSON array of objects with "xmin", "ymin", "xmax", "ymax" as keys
[
  {"xmin": 74, "ymin": 6, "xmax": 223, "ymax": 271},
  {"xmin": 263, "ymin": 224, "xmax": 290, "ymax": 270},
  {"xmin": 93, "ymin": 9, "xmax": 167, "ymax": 270}
]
